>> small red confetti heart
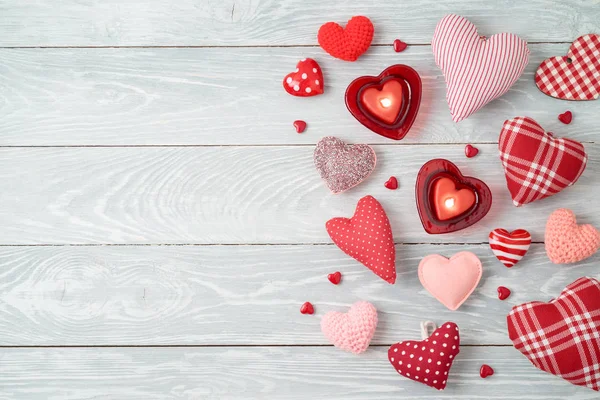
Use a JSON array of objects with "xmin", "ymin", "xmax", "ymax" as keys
[
  {"xmin": 300, "ymin": 302, "xmax": 314, "ymax": 315},
  {"xmin": 293, "ymin": 120, "xmax": 307, "ymax": 133},
  {"xmin": 393, "ymin": 39, "xmax": 407, "ymax": 53},
  {"xmin": 328, "ymin": 271, "xmax": 342, "ymax": 285},
  {"xmin": 384, "ymin": 176, "xmax": 398, "ymax": 190},
  {"xmin": 497, "ymin": 286, "xmax": 511, "ymax": 300},
  {"xmin": 480, "ymin": 364, "xmax": 494, "ymax": 378},
  {"xmin": 558, "ymin": 111, "xmax": 573, "ymax": 124},
  {"xmin": 465, "ymin": 144, "xmax": 479, "ymax": 158}
]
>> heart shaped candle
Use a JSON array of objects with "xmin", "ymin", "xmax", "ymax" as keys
[
  {"xmin": 346, "ymin": 65, "xmax": 421, "ymax": 140},
  {"xmin": 416, "ymin": 159, "xmax": 492, "ymax": 234}
]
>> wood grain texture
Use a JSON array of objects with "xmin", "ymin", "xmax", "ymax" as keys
[
  {"xmin": 1, "ymin": 45, "xmax": 599, "ymax": 146},
  {"xmin": 0, "ymin": 0, "xmax": 599, "ymax": 46},
  {"xmin": 0, "ymin": 145, "xmax": 597, "ymax": 245},
  {"xmin": 1, "ymin": 346, "xmax": 598, "ymax": 399},
  {"xmin": 1, "ymin": 244, "xmax": 598, "ymax": 346}
]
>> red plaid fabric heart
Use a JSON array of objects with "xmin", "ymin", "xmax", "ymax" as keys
[
  {"xmin": 388, "ymin": 322, "xmax": 460, "ymax": 390},
  {"xmin": 535, "ymin": 34, "xmax": 600, "ymax": 101},
  {"xmin": 507, "ymin": 277, "xmax": 600, "ymax": 391},
  {"xmin": 499, "ymin": 117, "xmax": 587, "ymax": 206}
]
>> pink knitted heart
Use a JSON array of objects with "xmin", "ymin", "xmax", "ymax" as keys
[
  {"xmin": 418, "ymin": 252, "xmax": 482, "ymax": 311},
  {"xmin": 321, "ymin": 301, "xmax": 378, "ymax": 354},
  {"xmin": 545, "ymin": 209, "xmax": 600, "ymax": 264},
  {"xmin": 314, "ymin": 136, "xmax": 376, "ymax": 194}
]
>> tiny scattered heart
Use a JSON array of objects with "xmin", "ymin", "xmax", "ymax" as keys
[
  {"xmin": 328, "ymin": 271, "xmax": 342, "ymax": 285},
  {"xmin": 293, "ymin": 120, "xmax": 307, "ymax": 133},
  {"xmin": 558, "ymin": 111, "xmax": 573, "ymax": 124},
  {"xmin": 480, "ymin": 364, "xmax": 494, "ymax": 378},
  {"xmin": 465, "ymin": 144, "xmax": 479, "ymax": 158},
  {"xmin": 497, "ymin": 286, "xmax": 511, "ymax": 300},
  {"xmin": 385, "ymin": 176, "xmax": 399, "ymax": 190},
  {"xmin": 393, "ymin": 39, "xmax": 408, "ymax": 52},
  {"xmin": 300, "ymin": 302, "xmax": 314, "ymax": 315}
]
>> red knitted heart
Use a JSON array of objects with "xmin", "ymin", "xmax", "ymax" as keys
[
  {"xmin": 326, "ymin": 195, "xmax": 396, "ymax": 284},
  {"xmin": 499, "ymin": 117, "xmax": 587, "ymax": 206},
  {"xmin": 388, "ymin": 322, "xmax": 460, "ymax": 391},
  {"xmin": 507, "ymin": 277, "xmax": 600, "ymax": 391},
  {"xmin": 535, "ymin": 34, "xmax": 600, "ymax": 101},
  {"xmin": 318, "ymin": 16, "xmax": 374, "ymax": 62},
  {"xmin": 283, "ymin": 58, "xmax": 324, "ymax": 97}
]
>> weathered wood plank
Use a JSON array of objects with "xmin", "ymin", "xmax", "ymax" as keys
[
  {"xmin": 0, "ymin": 346, "xmax": 597, "ymax": 399},
  {"xmin": 0, "ymin": 145, "xmax": 597, "ymax": 245},
  {"xmin": 0, "ymin": 0, "xmax": 598, "ymax": 46},
  {"xmin": 1, "ymin": 45, "xmax": 598, "ymax": 146},
  {"xmin": 1, "ymin": 244, "xmax": 598, "ymax": 346}
]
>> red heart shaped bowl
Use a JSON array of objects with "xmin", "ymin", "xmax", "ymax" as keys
[
  {"xmin": 416, "ymin": 159, "xmax": 492, "ymax": 234},
  {"xmin": 345, "ymin": 65, "xmax": 422, "ymax": 140}
]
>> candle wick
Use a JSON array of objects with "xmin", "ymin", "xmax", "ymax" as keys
[
  {"xmin": 444, "ymin": 198, "xmax": 455, "ymax": 208},
  {"xmin": 380, "ymin": 98, "xmax": 392, "ymax": 108}
]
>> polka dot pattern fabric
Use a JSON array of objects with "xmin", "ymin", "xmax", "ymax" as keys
[
  {"xmin": 326, "ymin": 195, "xmax": 396, "ymax": 284},
  {"xmin": 388, "ymin": 322, "xmax": 461, "ymax": 391}
]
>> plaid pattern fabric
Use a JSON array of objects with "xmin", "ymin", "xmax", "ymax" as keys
[
  {"xmin": 535, "ymin": 34, "xmax": 600, "ymax": 100},
  {"xmin": 507, "ymin": 277, "xmax": 600, "ymax": 391},
  {"xmin": 499, "ymin": 117, "xmax": 587, "ymax": 207}
]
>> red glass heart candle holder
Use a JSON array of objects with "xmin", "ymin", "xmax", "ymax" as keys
[
  {"xmin": 345, "ymin": 65, "xmax": 422, "ymax": 140},
  {"xmin": 415, "ymin": 159, "xmax": 492, "ymax": 234}
]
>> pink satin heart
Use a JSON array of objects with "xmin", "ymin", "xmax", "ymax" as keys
[
  {"xmin": 321, "ymin": 301, "xmax": 378, "ymax": 354},
  {"xmin": 418, "ymin": 252, "xmax": 482, "ymax": 311},
  {"xmin": 545, "ymin": 209, "xmax": 600, "ymax": 264}
]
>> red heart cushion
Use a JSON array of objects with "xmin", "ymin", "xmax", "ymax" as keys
[
  {"xmin": 535, "ymin": 34, "xmax": 600, "ymax": 101},
  {"xmin": 507, "ymin": 277, "xmax": 600, "ymax": 391},
  {"xmin": 326, "ymin": 195, "xmax": 395, "ymax": 284},
  {"xmin": 499, "ymin": 117, "xmax": 587, "ymax": 206},
  {"xmin": 388, "ymin": 322, "xmax": 460, "ymax": 391},
  {"xmin": 318, "ymin": 16, "xmax": 374, "ymax": 62}
]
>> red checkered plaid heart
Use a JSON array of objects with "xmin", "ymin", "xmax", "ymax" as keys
[
  {"xmin": 499, "ymin": 117, "xmax": 587, "ymax": 207},
  {"xmin": 535, "ymin": 34, "xmax": 600, "ymax": 101},
  {"xmin": 507, "ymin": 277, "xmax": 600, "ymax": 391}
]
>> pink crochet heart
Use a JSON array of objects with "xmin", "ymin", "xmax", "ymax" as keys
[
  {"xmin": 545, "ymin": 209, "xmax": 600, "ymax": 264},
  {"xmin": 321, "ymin": 301, "xmax": 378, "ymax": 354},
  {"xmin": 418, "ymin": 252, "xmax": 482, "ymax": 311}
]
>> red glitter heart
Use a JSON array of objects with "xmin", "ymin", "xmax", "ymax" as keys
[
  {"xmin": 393, "ymin": 39, "xmax": 408, "ymax": 53},
  {"xmin": 497, "ymin": 286, "xmax": 511, "ymax": 300},
  {"xmin": 558, "ymin": 111, "xmax": 573, "ymax": 124},
  {"xmin": 293, "ymin": 120, "xmax": 307, "ymax": 133},
  {"xmin": 300, "ymin": 302, "xmax": 314, "ymax": 315},
  {"xmin": 328, "ymin": 271, "xmax": 342, "ymax": 285},
  {"xmin": 480, "ymin": 364, "xmax": 494, "ymax": 378},
  {"xmin": 385, "ymin": 176, "xmax": 398, "ymax": 190},
  {"xmin": 465, "ymin": 144, "xmax": 479, "ymax": 158}
]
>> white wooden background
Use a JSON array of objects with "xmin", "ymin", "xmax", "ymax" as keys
[{"xmin": 0, "ymin": 1, "xmax": 599, "ymax": 399}]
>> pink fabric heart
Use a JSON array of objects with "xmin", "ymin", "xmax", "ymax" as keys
[
  {"xmin": 314, "ymin": 136, "xmax": 376, "ymax": 194},
  {"xmin": 321, "ymin": 301, "xmax": 378, "ymax": 354},
  {"xmin": 545, "ymin": 209, "xmax": 600, "ymax": 264},
  {"xmin": 432, "ymin": 14, "xmax": 529, "ymax": 122},
  {"xmin": 418, "ymin": 252, "xmax": 482, "ymax": 311}
]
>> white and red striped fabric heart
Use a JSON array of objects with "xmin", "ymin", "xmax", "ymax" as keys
[
  {"xmin": 432, "ymin": 14, "xmax": 530, "ymax": 122},
  {"xmin": 488, "ymin": 229, "xmax": 532, "ymax": 267}
]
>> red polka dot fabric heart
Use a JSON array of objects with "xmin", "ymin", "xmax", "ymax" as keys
[
  {"xmin": 283, "ymin": 58, "xmax": 324, "ymax": 97},
  {"xmin": 326, "ymin": 195, "xmax": 396, "ymax": 284},
  {"xmin": 507, "ymin": 277, "xmax": 600, "ymax": 391},
  {"xmin": 535, "ymin": 34, "xmax": 600, "ymax": 101},
  {"xmin": 432, "ymin": 14, "xmax": 529, "ymax": 122},
  {"xmin": 318, "ymin": 16, "xmax": 374, "ymax": 62},
  {"xmin": 499, "ymin": 116, "xmax": 587, "ymax": 206},
  {"xmin": 388, "ymin": 322, "xmax": 460, "ymax": 391}
]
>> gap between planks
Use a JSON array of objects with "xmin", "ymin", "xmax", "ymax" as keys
[
  {"xmin": 0, "ymin": 344, "xmax": 512, "ymax": 348},
  {"xmin": 0, "ymin": 242, "xmax": 545, "ymax": 247}
]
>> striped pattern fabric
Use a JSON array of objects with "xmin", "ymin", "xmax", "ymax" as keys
[
  {"xmin": 507, "ymin": 277, "xmax": 600, "ymax": 391},
  {"xmin": 499, "ymin": 117, "xmax": 587, "ymax": 207},
  {"xmin": 488, "ymin": 228, "xmax": 531, "ymax": 267},
  {"xmin": 432, "ymin": 14, "xmax": 530, "ymax": 122},
  {"xmin": 535, "ymin": 34, "xmax": 600, "ymax": 101}
]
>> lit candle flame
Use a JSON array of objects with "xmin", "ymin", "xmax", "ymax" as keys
[
  {"xmin": 379, "ymin": 97, "xmax": 392, "ymax": 108},
  {"xmin": 444, "ymin": 198, "xmax": 455, "ymax": 209}
]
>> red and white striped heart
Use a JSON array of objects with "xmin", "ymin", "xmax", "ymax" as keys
[
  {"xmin": 432, "ymin": 14, "xmax": 529, "ymax": 122},
  {"xmin": 488, "ymin": 229, "xmax": 531, "ymax": 267}
]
